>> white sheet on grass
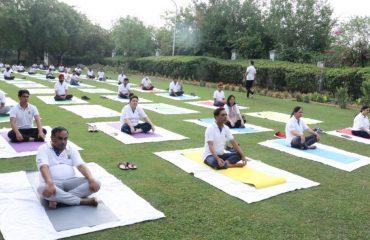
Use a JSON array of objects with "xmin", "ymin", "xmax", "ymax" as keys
[
  {"xmin": 0, "ymin": 162, "xmax": 165, "ymax": 240},
  {"xmin": 77, "ymin": 88, "xmax": 116, "ymax": 94},
  {"xmin": 155, "ymin": 92, "xmax": 200, "ymax": 100},
  {"xmin": 6, "ymin": 80, "xmax": 36, "ymax": 84},
  {"xmin": 154, "ymin": 148, "xmax": 319, "ymax": 203},
  {"xmin": 12, "ymin": 83, "xmax": 48, "ymax": 88},
  {"xmin": 140, "ymin": 103, "xmax": 199, "ymax": 115},
  {"xmin": 0, "ymin": 126, "xmax": 82, "ymax": 159},
  {"xmin": 131, "ymin": 87, "xmax": 166, "ymax": 93},
  {"xmin": 60, "ymin": 105, "xmax": 121, "ymax": 118},
  {"xmin": 186, "ymin": 100, "xmax": 248, "ymax": 110},
  {"xmin": 101, "ymin": 95, "xmax": 152, "ymax": 103},
  {"xmin": 246, "ymin": 111, "xmax": 323, "ymax": 124},
  {"xmin": 184, "ymin": 119, "xmax": 272, "ymax": 134},
  {"xmin": 259, "ymin": 139, "xmax": 370, "ymax": 172},
  {"xmin": 28, "ymin": 88, "xmax": 55, "ymax": 94},
  {"xmin": 5, "ymin": 97, "xmax": 17, "ymax": 107},
  {"xmin": 68, "ymin": 83, "xmax": 96, "ymax": 88},
  {"xmin": 327, "ymin": 129, "xmax": 370, "ymax": 145},
  {"xmin": 89, "ymin": 121, "xmax": 188, "ymax": 144},
  {"xmin": 37, "ymin": 96, "xmax": 88, "ymax": 105}
]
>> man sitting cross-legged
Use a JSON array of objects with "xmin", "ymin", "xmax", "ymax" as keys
[{"xmin": 37, "ymin": 126, "xmax": 101, "ymax": 209}]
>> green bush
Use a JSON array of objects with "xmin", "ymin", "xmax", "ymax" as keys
[
  {"xmin": 303, "ymin": 94, "xmax": 310, "ymax": 103},
  {"xmin": 360, "ymin": 79, "xmax": 370, "ymax": 105},
  {"xmin": 335, "ymin": 87, "xmax": 349, "ymax": 109}
]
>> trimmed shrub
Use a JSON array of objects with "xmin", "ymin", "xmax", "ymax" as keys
[{"xmin": 335, "ymin": 87, "xmax": 349, "ymax": 109}]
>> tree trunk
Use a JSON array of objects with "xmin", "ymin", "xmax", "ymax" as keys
[{"xmin": 17, "ymin": 49, "xmax": 21, "ymax": 64}]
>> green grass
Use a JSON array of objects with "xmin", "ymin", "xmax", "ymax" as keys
[{"xmin": 0, "ymin": 71, "xmax": 369, "ymax": 240}]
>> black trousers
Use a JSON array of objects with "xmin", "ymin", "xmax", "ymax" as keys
[
  {"xmin": 245, "ymin": 80, "xmax": 254, "ymax": 97},
  {"xmin": 170, "ymin": 91, "xmax": 184, "ymax": 96},
  {"xmin": 4, "ymin": 76, "xmax": 15, "ymax": 80},
  {"xmin": 54, "ymin": 95, "xmax": 73, "ymax": 101},
  {"xmin": 352, "ymin": 130, "xmax": 370, "ymax": 138},
  {"xmin": 7, "ymin": 128, "xmax": 47, "ymax": 142}
]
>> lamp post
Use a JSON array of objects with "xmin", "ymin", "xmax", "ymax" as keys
[{"xmin": 170, "ymin": 0, "xmax": 177, "ymax": 56}]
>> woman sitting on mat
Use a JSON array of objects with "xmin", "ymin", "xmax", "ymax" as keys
[
  {"xmin": 120, "ymin": 95, "xmax": 155, "ymax": 134},
  {"xmin": 213, "ymin": 83, "xmax": 225, "ymax": 107},
  {"xmin": 285, "ymin": 106, "xmax": 320, "ymax": 150},
  {"xmin": 352, "ymin": 105, "xmax": 370, "ymax": 138},
  {"xmin": 224, "ymin": 95, "xmax": 246, "ymax": 128}
]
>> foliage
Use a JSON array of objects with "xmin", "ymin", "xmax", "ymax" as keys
[
  {"xmin": 335, "ymin": 87, "xmax": 349, "ymax": 109},
  {"xmin": 360, "ymin": 79, "xmax": 370, "ymax": 105}
]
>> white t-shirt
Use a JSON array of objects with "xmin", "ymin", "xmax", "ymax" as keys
[
  {"xmin": 98, "ymin": 71, "xmax": 105, "ymax": 78},
  {"xmin": 203, "ymin": 123, "xmax": 234, "ymax": 160},
  {"xmin": 36, "ymin": 143, "xmax": 84, "ymax": 181},
  {"xmin": 118, "ymin": 83, "xmax": 131, "ymax": 94},
  {"xmin": 87, "ymin": 70, "xmax": 94, "ymax": 76},
  {"xmin": 0, "ymin": 90, "xmax": 6, "ymax": 105},
  {"xmin": 213, "ymin": 90, "xmax": 225, "ymax": 102},
  {"xmin": 4, "ymin": 69, "xmax": 12, "ymax": 77},
  {"xmin": 352, "ymin": 113, "xmax": 369, "ymax": 131},
  {"xmin": 224, "ymin": 104, "xmax": 241, "ymax": 122},
  {"xmin": 285, "ymin": 116, "xmax": 309, "ymax": 144},
  {"xmin": 9, "ymin": 103, "xmax": 39, "ymax": 129},
  {"xmin": 54, "ymin": 81, "xmax": 68, "ymax": 95},
  {"xmin": 18, "ymin": 65, "xmax": 24, "ymax": 71},
  {"xmin": 118, "ymin": 74, "xmax": 126, "ymax": 84},
  {"xmin": 246, "ymin": 65, "xmax": 256, "ymax": 80},
  {"xmin": 141, "ymin": 77, "xmax": 152, "ymax": 87},
  {"xmin": 169, "ymin": 81, "xmax": 181, "ymax": 93},
  {"xmin": 59, "ymin": 66, "xmax": 64, "ymax": 72},
  {"xmin": 120, "ymin": 104, "xmax": 147, "ymax": 126}
]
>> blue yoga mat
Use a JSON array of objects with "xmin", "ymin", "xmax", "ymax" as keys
[
  {"xmin": 198, "ymin": 118, "xmax": 258, "ymax": 133},
  {"xmin": 273, "ymin": 139, "xmax": 359, "ymax": 164}
]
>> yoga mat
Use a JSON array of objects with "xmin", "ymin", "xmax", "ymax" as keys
[
  {"xmin": 155, "ymin": 92, "xmax": 200, "ymax": 100},
  {"xmin": 68, "ymin": 83, "xmax": 96, "ymax": 88},
  {"xmin": 141, "ymin": 103, "xmax": 199, "ymax": 115},
  {"xmin": 5, "ymin": 97, "xmax": 17, "ymax": 106},
  {"xmin": 28, "ymin": 88, "xmax": 55, "ymax": 94},
  {"xmin": 259, "ymin": 139, "xmax": 370, "ymax": 172},
  {"xmin": 0, "ymin": 163, "xmax": 165, "ymax": 240},
  {"xmin": 89, "ymin": 121, "xmax": 188, "ymax": 144},
  {"xmin": 131, "ymin": 87, "xmax": 166, "ymax": 93},
  {"xmin": 6, "ymin": 80, "xmax": 36, "ymax": 84},
  {"xmin": 77, "ymin": 88, "xmax": 115, "ymax": 94},
  {"xmin": 246, "ymin": 111, "xmax": 323, "ymax": 124},
  {"xmin": 26, "ymin": 171, "xmax": 119, "ymax": 232},
  {"xmin": 182, "ymin": 151, "xmax": 286, "ymax": 189},
  {"xmin": 186, "ymin": 100, "xmax": 248, "ymax": 110},
  {"xmin": 37, "ymin": 96, "xmax": 88, "ymax": 105},
  {"xmin": 155, "ymin": 148, "xmax": 319, "ymax": 203},
  {"xmin": 326, "ymin": 128, "xmax": 370, "ymax": 145},
  {"xmin": 101, "ymin": 95, "xmax": 152, "ymax": 103},
  {"xmin": 0, "ymin": 115, "xmax": 10, "ymax": 123},
  {"xmin": 60, "ymin": 105, "xmax": 121, "ymax": 118},
  {"xmin": 0, "ymin": 132, "xmax": 45, "ymax": 153},
  {"xmin": 12, "ymin": 83, "xmax": 48, "ymax": 88},
  {"xmin": 184, "ymin": 118, "xmax": 273, "ymax": 134}
]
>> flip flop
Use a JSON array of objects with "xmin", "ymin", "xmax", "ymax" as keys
[
  {"xmin": 117, "ymin": 162, "xmax": 130, "ymax": 170},
  {"xmin": 127, "ymin": 162, "xmax": 137, "ymax": 170}
]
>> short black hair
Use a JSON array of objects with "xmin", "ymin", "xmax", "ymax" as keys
[
  {"xmin": 360, "ymin": 105, "xmax": 369, "ymax": 112},
  {"xmin": 291, "ymin": 106, "xmax": 302, "ymax": 117},
  {"xmin": 18, "ymin": 89, "xmax": 30, "ymax": 97},
  {"xmin": 213, "ymin": 107, "xmax": 225, "ymax": 117},
  {"xmin": 51, "ymin": 126, "xmax": 69, "ymax": 137},
  {"xmin": 129, "ymin": 95, "xmax": 139, "ymax": 102},
  {"xmin": 251, "ymin": 60, "xmax": 254, "ymax": 65},
  {"xmin": 124, "ymin": 78, "xmax": 129, "ymax": 81}
]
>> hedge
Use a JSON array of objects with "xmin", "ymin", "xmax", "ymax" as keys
[{"xmin": 113, "ymin": 56, "xmax": 370, "ymax": 99}]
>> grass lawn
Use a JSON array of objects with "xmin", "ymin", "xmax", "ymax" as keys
[{"xmin": 0, "ymin": 70, "xmax": 369, "ymax": 240}]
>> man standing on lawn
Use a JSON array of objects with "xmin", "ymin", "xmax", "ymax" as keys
[{"xmin": 244, "ymin": 60, "xmax": 256, "ymax": 98}]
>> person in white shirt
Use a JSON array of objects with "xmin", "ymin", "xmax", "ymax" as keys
[
  {"xmin": 28, "ymin": 66, "xmax": 36, "ymax": 75},
  {"xmin": 87, "ymin": 68, "xmax": 95, "ymax": 79},
  {"xmin": 70, "ymin": 71, "xmax": 80, "ymax": 86},
  {"xmin": 141, "ymin": 76, "xmax": 154, "ymax": 90},
  {"xmin": 49, "ymin": 65, "xmax": 55, "ymax": 71},
  {"xmin": 213, "ymin": 83, "xmax": 225, "ymax": 107},
  {"xmin": 54, "ymin": 74, "xmax": 73, "ymax": 101},
  {"xmin": 46, "ymin": 69, "xmax": 55, "ymax": 79},
  {"xmin": 243, "ymin": 60, "xmax": 256, "ymax": 98},
  {"xmin": 203, "ymin": 107, "xmax": 247, "ymax": 169},
  {"xmin": 39, "ymin": 64, "xmax": 44, "ymax": 70},
  {"xmin": 4, "ymin": 67, "xmax": 15, "ymax": 80},
  {"xmin": 285, "ymin": 106, "xmax": 320, "ymax": 150},
  {"xmin": 118, "ymin": 71, "xmax": 126, "ymax": 85},
  {"xmin": 352, "ymin": 105, "xmax": 370, "ymax": 138},
  {"xmin": 7, "ymin": 89, "xmax": 46, "ymax": 142},
  {"xmin": 74, "ymin": 66, "xmax": 82, "ymax": 76},
  {"xmin": 58, "ymin": 65, "xmax": 65, "ymax": 72},
  {"xmin": 169, "ymin": 80, "xmax": 183, "ymax": 96},
  {"xmin": 97, "ymin": 70, "xmax": 105, "ymax": 81},
  {"xmin": 0, "ymin": 90, "xmax": 11, "ymax": 115},
  {"xmin": 17, "ymin": 64, "xmax": 25, "ymax": 72},
  {"xmin": 224, "ymin": 95, "xmax": 246, "ymax": 128},
  {"xmin": 118, "ymin": 78, "xmax": 132, "ymax": 99},
  {"xmin": 36, "ymin": 126, "xmax": 100, "ymax": 209},
  {"xmin": 120, "ymin": 95, "xmax": 155, "ymax": 134}
]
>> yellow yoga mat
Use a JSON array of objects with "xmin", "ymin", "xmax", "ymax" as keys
[
  {"xmin": 182, "ymin": 152, "xmax": 286, "ymax": 189},
  {"xmin": 259, "ymin": 111, "xmax": 319, "ymax": 124}
]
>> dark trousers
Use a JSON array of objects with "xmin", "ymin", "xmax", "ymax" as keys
[
  {"xmin": 225, "ymin": 120, "xmax": 244, "ymax": 128},
  {"xmin": 352, "ymin": 130, "xmax": 370, "ymax": 138},
  {"xmin": 46, "ymin": 75, "xmax": 55, "ymax": 79},
  {"xmin": 245, "ymin": 80, "xmax": 254, "ymax": 97},
  {"xmin": 142, "ymin": 86, "xmax": 154, "ymax": 90},
  {"xmin": 4, "ymin": 76, "xmax": 15, "ymax": 80},
  {"xmin": 121, "ymin": 123, "xmax": 152, "ymax": 134},
  {"xmin": 213, "ymin": 101, "xmax": 225, "ymax": 107},
  {"xmin": 87, "ymin": 75, "xmax": 95, "ymax": 79},
  {"xmin": 291, "ymin": 134, "xmax": 318, "ymax": 150},
  {"xmin": 170, "ymin": 91, "xmax": 184, "ymax": 96},
  {"xmin": 118, "ymin": 93, "xmax": 133, "ymax": 99},
  {"xmin": 204, "ymin": 152, "xmax": 242, "ymax": 169},
  {"xmin": 54, "ymin": 95, "xmax": 73, "ymax": 101},
  {"xmin": 7, "ymin": 128, "xmax": 47, "ymax": 142}
]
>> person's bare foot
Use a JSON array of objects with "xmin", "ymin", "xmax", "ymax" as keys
[
  {"xmin": 48, "ymin": 201, "xmax": 57, "ymax": 209},
  {"xmin": 80, "ymin": 197, "xmax": 99, "ymax": 207}
]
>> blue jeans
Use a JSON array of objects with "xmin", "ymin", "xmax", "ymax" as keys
[
  {"xmin": 291, "ymin": 134, "xmax": 318, "ymax": 150},
  {"xmin": 204, "ymin": 152, "xmax": 242, "ymax": 169},
  {"xmin": 121, "ymin": 122, "xmax": 152, "ymax": 134}
]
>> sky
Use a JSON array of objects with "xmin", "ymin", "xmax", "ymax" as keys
[{"xmin": 59, "ymin": 0, "xmax": 370, "ymax": 29}]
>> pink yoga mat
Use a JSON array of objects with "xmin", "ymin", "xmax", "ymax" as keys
[
  {"xmin": 0, "ymin": 132, "xmax": 45, "ymax": 152},
  {"xmin": 337, "ymin": 128, "xmax": 370, "ymax": 139},
  {"xmin": 107, "ymin": 122, "xmax": 161, "ymax": 138}
]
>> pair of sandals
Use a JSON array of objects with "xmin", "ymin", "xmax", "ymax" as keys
[
  {"xmin": 88, "ymin": 125, "xmax": 98, "ymax": 132},
  {"xmin": 117, "ymin": 162, "xmax": 137, "ymax": 170}
]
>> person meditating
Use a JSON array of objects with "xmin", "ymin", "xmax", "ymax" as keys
[
  {"xmin": 285, "ymin": 106, "xmax": 320, "ymax": 150},
  {"xmin": 213, "ymin": 83, "xmax": 225, "ymax": 107},
  {"xmin": 7, "ymin": 89, "xmax": 47, "ymax": 142},
  {"xmin": 118, "ymin": 78, "xmax": 133, "ymax": 99},
  {"xmin": 87, "ymin": 68, "xmax": 95, "ymax": 79},
  {"xmin": 4, "ymin": 67, "xmax": 15, "ymax": 80},
  {"xmin": 120, "ymin": 95, "xmax": 155, "ymax": 134},
  {"xmin": 224, "ymin": 95, "xmax": 246, "ymax": 128},
  {"xmin": 37, "ymin": 126, "xmax": 101, "ymax": 209},
  {"xmin": 141, "ymin": 76, "xmax": 154, "ymax": 90},
  {"xmin": 169, "ymin": 79, "xmax": 183, "ymax": 96},
  {"xmin": 352, "ymin": 105, "xmax": 370, "ymax": 138},
  {"xmin": 0, "ymin": 89, "xmax": 11, "ymax": 116},
  {"xmin": 54, "ymin": 74, "xmax": 73, "ymax": 101},
  {"xmin": 46, "ymin": 69, "xmax": 55, "ymax": 79},
  {"xmin": 203, "ymin": 107, "xmax": 247, "ymax": 169}
]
